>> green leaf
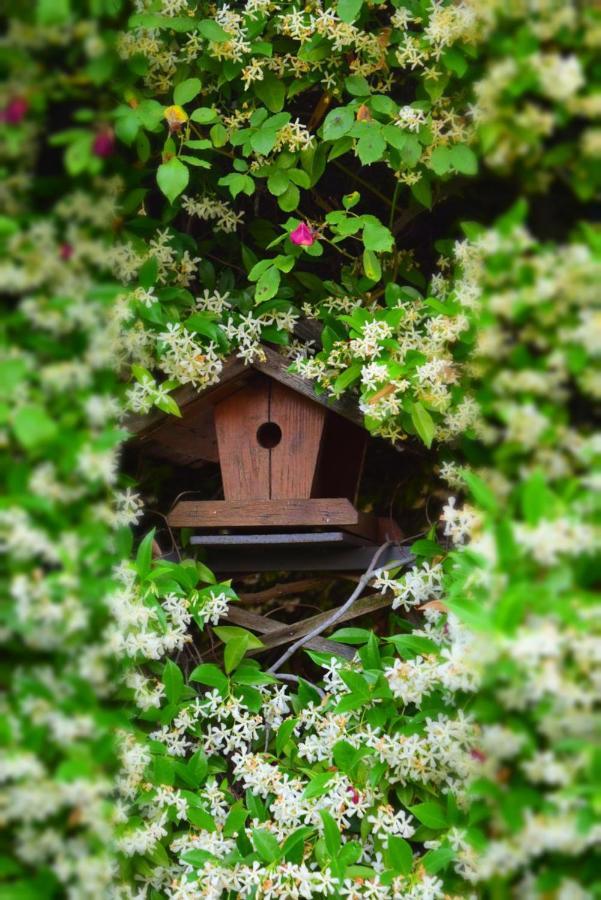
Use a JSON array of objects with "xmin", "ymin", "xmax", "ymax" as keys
[
  {"xmin": 139, "ymin": 255, "xmax": 158, "ymax": 290},
  {"xmin": 210, "ymin": 123, "xmax": 228, "ymax": 147},
  {"xmin": 449, "ymin": 144, "xmax": 478, "ymax": 175},
  {"xmin": 173, "ymin": 78, "xmax": 202, "ymax": 106},
  {"xmin": 329, "ymin": 627, "xmax": 372, "ymax": 644},
  {"xmin": 423, "ymin": 846, "xmax": 455, "ymax": 874},
  {"xmin": 363, "ymin": 248, "xmax": 381, "ymax": 281},
  {"xmin": 37, "ymin": 0, "xmax": 70, "ymax": 25},
  {"xmin": 185, "ymin": 314, "xmax": 230, "ymax": 352},
  {"xmin": 283, "ymin": 827, "xmax": 315, "ymax": 863},
  {"xmin": 223, "ymin": 801, "xmax": 248, "ymax": 837},
  {"xmin": 411, "ymin": 402, "xmax": 435, "ymax": 448},
  {"xmin": 276, "ymin": 718, "xmax": 297, "ymax": 755},
  {"xmin": 323, "ymin": 106, "xmax": 354, "ymax": 141},
  {"xmin": 278, "ymin": 183, "xmax": 300, "ymax": 212},
  {"xmin": 13, "ymin": 405, "xmax": 57, "ymax": 449},
  {"xmin": 411, "ymin": 177, "xmax": 432, "ymax": 209},
  {"xmin": 332, "ymin": 740, "xmax": 365, "ymax": 774},
  {"xmin": 189, "ymin": 107, "xmax": 218, "ymax": 124},
  {"xmin": 409, "ymin": 802, "xmax": 448, "ymax": 830},
  {"xmin": 223, "ymin": 635, "xmax": 250, "ymax": 674},
  {"xmin": 255, "ymin": 72, "xmax": 286, "ymax": 113},
  {"xmin": 345, "ymin": 74, "xmax": 370, "ymax": 96},
  {"xmin": 213, "ymin": 626, "xmax": 263, "ymax": 649},
  {"xmin": 255, "ymin": 266, "xmax": 281, "ymax": 303},
  {"xmin": 189, "ymin": 664, "xmax": 228, "ymax": 693},
  {"xmin": 462, "ymin": 469, "xmax": 498, "ymax": 514},
  {"xmin": 338, "ymin": 0, "xmax": 363, "ymax": 22},
  {"xmin": 135, "ymin": 529, "xmax": 155, "ymax": 580},
  {"xmin": 163, "ymin": 659, "xmax": 184, "ymax": 704},
  {"xmin": 356, "ymin": 128, "xmax": 386, "ymax": 165},
  {"xmin": 197, "ymin": 19, "xmax": 230, "ymax": 42},
  {"xmin": 319, "ymin": 810, "xmax": 340, "ymax": 857},
  {"xmin": 430, "ymin": 146, "xmax": 452, "ymax": 175},
  {"xmin": 267, "ymin": 169, "xmax": 290, "ymax": 196},
  {"xmin": 157, "ymin": 157, "xmax": 189, "ymax": 204},
  {"xmin": 250, "ymin": 127, "xmax": 279, "ymax": 156},
  {"xmin": 252, "ymin": 828, "xmax": 281, "ymax": 863},
  {"xmin": 386, "ymin": 634, "xmax": 439, "ymax": 658},
  {"xmin": 363, "ymin": 221, "xmax": 394, "ymax": 252},
  {"xmin": 333, "ymin": 361, "xmax": 362, "ymax": 393},
  {"xmin": 303, "ymin": 771, "xmax": 336, "ymax": 799},
  {"xmin": 386, "ymin": 836, "xmax": 413, "ymax": 875}
]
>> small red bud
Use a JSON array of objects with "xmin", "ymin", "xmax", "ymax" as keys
[
  {"xmin": 2, "ymin": 97, "xmax": 28, "ymax": 125},
  {"xmin": 92, "ymin": 128, "xmax": 115, "ymax": 158},
  {"xmin": 60, "ymin": 243, "xmax": 74, "ymax": 261}
]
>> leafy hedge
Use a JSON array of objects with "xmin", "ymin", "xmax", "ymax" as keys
[{"xmin": 1, "ymin": 1, "xmax": 599, "ymax": 899}]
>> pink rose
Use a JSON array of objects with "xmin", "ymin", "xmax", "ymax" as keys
[{"xmin": 290, "ymin": 222, "xmax": 315, "ymax": 246}]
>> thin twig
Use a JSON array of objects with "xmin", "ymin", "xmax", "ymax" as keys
[{"xmin": 267, "ymin": 541, "xmax": 393, "ymax": 674}]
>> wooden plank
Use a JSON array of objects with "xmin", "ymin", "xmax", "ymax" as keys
[
  {"xmin": 224, "ymin": 607, "xmax": 354, "ymax": 659},
  {"xmin": 190, "ymin": 531, "xmax": 370, "ymax": 546},
  {"xmin": 245, "ymin": 591, "xmax": 395, "ymax": 655},
  {"xmin": 214, "ymin": 378, "xmax": 270, "ymax": 500},
  {"xmin": 168, "ymin": 498, "xmax": 360, "ymax": 528},
  {"xmin": 189, "ymin": 538, "xmax": 412, "ymax": 573},
  {"xmin": 139, "ymin": 413, "xmax": 219, "ymax": 466},
  {"xmin": 270, "ymin": 381, "xmax": 326, "ymax": 499},
  {"xmin": 254, "ymin": 346, "xmax": 364, "ymax": 426}
]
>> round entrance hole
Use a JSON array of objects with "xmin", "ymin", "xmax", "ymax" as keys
[{"xmin": 256, "ymin": 421, "xmax": 282, "ymax": 449}]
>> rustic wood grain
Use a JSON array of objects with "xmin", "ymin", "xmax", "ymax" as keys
[
  {"xmin": 245, "ymin": 590, "xmax": 393, "ymax": 655},
  {"xmin": 214, "ymin": 378, "xmax": 270, "ymax": 500},
  {"xmin": 167, "ymin": 497, "xmax": 360, "ymax": 528},
  {"xmin": 224, "ymin": 606, "xmax": 354, "ymax": 659},
  {"xmin": 269, "ymin": 381, "xmax": 325, "ymax": 499},
  {"xmin": 255, "ymin": 347, "xmax": 363, "ymax": 426}
]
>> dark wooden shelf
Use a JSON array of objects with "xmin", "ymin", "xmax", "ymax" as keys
[{"xmin": 189, "ymin": 531, "xmax": 413, "ymax": 573}]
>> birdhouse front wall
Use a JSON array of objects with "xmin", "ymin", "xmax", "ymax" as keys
[{"xmin": 214, "ymin": 376, "xmax": 326, "ymax": 501}]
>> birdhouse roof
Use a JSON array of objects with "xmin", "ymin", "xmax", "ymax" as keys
[{"xmin": 126, "ymin": 345, "xmax": 366, "ymax": 468}]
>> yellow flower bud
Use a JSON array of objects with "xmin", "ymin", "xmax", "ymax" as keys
[{"xmin": 164, "ymin": 105, "xmax": 188, "ymax": 133}]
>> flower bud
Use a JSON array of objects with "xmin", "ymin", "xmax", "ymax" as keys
[{"xmin": 290, "ymin": 222, "xmax": 315, "ymax": 246}]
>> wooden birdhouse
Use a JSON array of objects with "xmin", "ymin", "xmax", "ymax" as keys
[{"xmin": 127, "ymin": 347, "xmax": 407, "ymax": 572}]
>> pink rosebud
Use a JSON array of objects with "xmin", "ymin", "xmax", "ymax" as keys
[
  {"xmin": 290, "ymin": 222, "xmax": 315, "ymax": 246},
  {"xmin": 60, "ymin": 243, "xmax": 74, "ymax": 261},
  {"xmin": 2, "ymin": 97, "xmax": 28, "ymax": 125},
  {"xmin": 92, "ymin": 127, "xmax": 115, "ymax": 158},
  {"xmin": 470, "ymin": 748, "xmax": 487, "ymax": 763}
]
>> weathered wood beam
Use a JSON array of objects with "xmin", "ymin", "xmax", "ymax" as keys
[{"xmin": 167, "ymin": 498, "xmax": 373, "ymax": 530}]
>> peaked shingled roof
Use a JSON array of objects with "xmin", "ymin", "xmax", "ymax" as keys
[{"xmin": 127, "ymin": 344, "xmax": 365, "ymax": 437}]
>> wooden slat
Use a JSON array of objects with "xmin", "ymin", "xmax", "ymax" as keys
[
  {"xmin": 269, "ymin": 381, "xmax": 325, "ymax": 499},
  {"xmin": 167, "ymin": 498, "xmax": 360, "ymax": 528},
  {"xmin": 254, "ymin": 347, "xmax": 363, "ymax": 427},
  {"xmin": 214, "ymin": 378, "xmax": 270, "ymax": 500},
  {"xmin": 224, "ymin": 607, "xmax": 354, "ymax": 659},
  {"xmin": 245, "ymin": 591, "xmax": 394, "ymax": 655}
]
